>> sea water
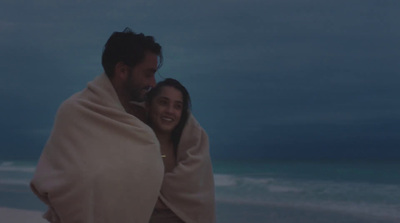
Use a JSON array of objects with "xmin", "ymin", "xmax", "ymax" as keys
[
  {"xmin": 213, "ymin": 160, "xmax": 400, "ymax": 223},
  {"xmin": 1, "ymin": 159, "xmax": 399, "ymax": 223}
]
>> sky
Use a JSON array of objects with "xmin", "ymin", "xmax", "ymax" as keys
[{"xmin": 1, "ymin": 0, "xmax": 399, "ymax": 160}]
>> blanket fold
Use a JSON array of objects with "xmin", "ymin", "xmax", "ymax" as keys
[
  {"xmin": 31, "ymin": 73, "xmax": 164, "ymax": 223},
  {"xmin": 159, "ymin": 115, "xmax": 216, "ymax": 223}
]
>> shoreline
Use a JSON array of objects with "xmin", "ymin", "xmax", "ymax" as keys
[{"xmin": 0, "ymin": 207, "xmax": 47, "ymax": 223}]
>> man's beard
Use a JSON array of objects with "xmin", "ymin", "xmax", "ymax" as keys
[
  {"xmin": 130, "ymin": 89, "xmax": 144, "ymax": 102},
  {"xmin": 127, "ymin": 73, "xmax": 147, "ymax": 102}
]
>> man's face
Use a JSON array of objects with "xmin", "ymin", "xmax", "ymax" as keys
[{"xmin": 127, "ymin": 52, "xmax": 158, "ymax": 102}]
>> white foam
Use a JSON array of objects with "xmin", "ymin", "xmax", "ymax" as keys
[
  {"xmin": 288, "ymin": 200, "xmax": 400, "ymax": 220},
  {"xmin": 267, "ymin": 185, "xmax": 302, "ymax": 193},
  {"xmin": 214, "ymin": 174, "xmax": 237, "ymax": 186},
  {"xmin": 0, "ymin": 166, "xmax": 36, "ymax": 173},
  {"xmin": 243, "ymin": 177, "xmax": 275, "ymax": 185},
  {"xmin": 215, "ymin": 174, "xmax": 278, "ymax": 188},
  {"xmin": 0, "ymin": 179, "xmax": 30, "ymax": 186},
  {"xmin": 0, "ymin": 162, "xmax": 36, "ymax": 173},
  {"xmin": 0, "ymin": 161, "xmax": 13, "ymax": 166},
  {"xmin": 215, "ymin": 174, "xmax": 400, "ymax": 220}
]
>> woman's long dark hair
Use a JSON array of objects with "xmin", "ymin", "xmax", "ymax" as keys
[{"xmin": 146, "ymin": 78, "xmax": 191, "ymax": 149}]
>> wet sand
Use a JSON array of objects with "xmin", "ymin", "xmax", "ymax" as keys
[
  {"xmin": 0, "ymin": 207, "xmax": 46, "ymax": 223},
  {"xmin": 216, "ymin": 201, "xmax": 400, "ymax": 223}
]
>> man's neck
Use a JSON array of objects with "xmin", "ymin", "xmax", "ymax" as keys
[{"xmin": 127, "ymin": 102, "xmax": 147, "ymax": 122}]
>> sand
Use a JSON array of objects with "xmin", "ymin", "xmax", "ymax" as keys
[
  {"xmin": 0, "ymin": 207, "xmax": 47, "ymax": 223},
  {"xmin": 216, "ymin": 202, "xmax": 400, "ymax": 223}
]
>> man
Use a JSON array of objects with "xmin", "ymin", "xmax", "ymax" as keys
[{"xmin": 30, "ymin": 28, "xmax": 164, "ymax": 223}]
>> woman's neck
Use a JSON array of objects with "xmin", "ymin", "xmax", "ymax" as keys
[{"xmin": 154, "ymin": 131, "xmax": 173, "ymax": 146}]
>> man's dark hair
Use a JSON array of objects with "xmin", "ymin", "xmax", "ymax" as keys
[
  {"xmin": 101, "ymin": 27, "xmax": 163, "ymax": 78},
  {"xmin": 146, "ymin": 78, "xmax": 192, "ymax": 150}
]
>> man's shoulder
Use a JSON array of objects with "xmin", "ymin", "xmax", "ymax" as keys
[{"xmin": 56, "ymin": 90, "xmax": 86, "ymax": 115}]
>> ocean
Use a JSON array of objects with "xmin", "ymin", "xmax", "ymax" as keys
[{"xmin": 1, "ymin": 159, "xmax": 399, "ymax": 223}]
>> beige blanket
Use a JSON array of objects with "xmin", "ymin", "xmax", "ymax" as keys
[
  {"xmin": 159, "ymin": 115, "xmax": 216, "ymax": 223},
  {"xmin": 30, "ymin": 73, "xmax": 164, "ymax": 223}
]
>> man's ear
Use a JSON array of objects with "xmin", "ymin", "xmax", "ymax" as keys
[{"xmin": 115, "ymin": 62, "xmax": 129, "ymax": 80}]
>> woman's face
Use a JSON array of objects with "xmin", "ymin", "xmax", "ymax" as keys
[{"xmin": 149, "ymin": 86, "xmax": 183, "ymax": 134}]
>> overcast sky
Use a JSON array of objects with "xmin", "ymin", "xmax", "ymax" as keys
[{"xmin": 1, "ymin": 0, "xmax": 399, "ymax": 160}]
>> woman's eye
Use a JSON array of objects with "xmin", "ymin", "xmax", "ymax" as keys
[{"xmin": 175, "ymin": 104, "xmax": 182, "ymax": 110}]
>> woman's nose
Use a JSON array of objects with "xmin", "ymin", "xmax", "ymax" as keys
[{"xmin": 166, "ymin": 104, "xmax": 174, "ymax": 113}]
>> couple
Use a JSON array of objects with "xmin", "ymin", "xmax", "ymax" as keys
[{"xmin": 30, "ymin": 28, "xmax": 215, "ymax": 223}]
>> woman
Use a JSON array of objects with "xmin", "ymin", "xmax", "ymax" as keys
[{"xmin": 146, "ymin": 78, "xmax": 216, "ymax": 223}]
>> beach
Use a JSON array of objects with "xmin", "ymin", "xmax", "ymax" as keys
[
  {"xmin": 216, "ymin": 201, "xmax": 400, "ymax": 223},
  {"xmin": 0, "ymin": 207, "xmax": 46, "ymax": 223},
  {"xmin": 2, "ymin": 203, "xmax": 399, "ymax": 223}
]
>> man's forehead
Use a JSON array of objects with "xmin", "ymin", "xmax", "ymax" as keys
[{"xmin": 138, "ymin": 53, "xmax": 158, "ymax": 67}]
